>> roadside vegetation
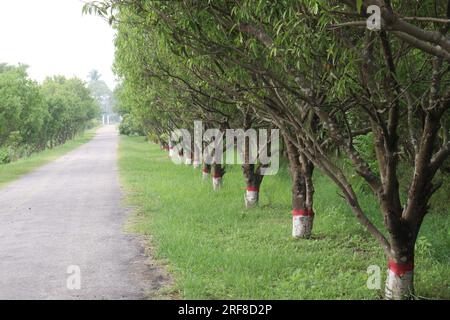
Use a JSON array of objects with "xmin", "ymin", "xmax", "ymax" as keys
[
  {"xmin": 0, "ymin": 127, "xmax": 98, "ymax": 188},
  {"xmin": 119, "ymin": 136, "xmax": 450, "ymax": 299},
  {"xmin": 0, "ymin": 63, "xmax": 100, "ymax": 165}
]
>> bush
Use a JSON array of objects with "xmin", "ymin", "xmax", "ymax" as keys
[
  {"xmin": 119, "ymin": 114, "xmax": 143, "ymax": 136},
  {"xmin": 0, "ymin": 145, "xmax": 31, "ymax": 164},
  {"xmin": 0, "ymin": 147, "xmax": 11, "ymax": 164}
]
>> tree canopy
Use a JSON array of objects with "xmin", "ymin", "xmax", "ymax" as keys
[{"xmin": 0, "ymin": 64, "xmax": 100, "ymax": 163}]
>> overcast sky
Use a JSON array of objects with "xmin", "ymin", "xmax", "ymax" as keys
[{"xmin": 0, "ymin": 0, "xmax": 116, "ymax": 89}]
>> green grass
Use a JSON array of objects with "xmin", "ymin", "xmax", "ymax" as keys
[
  {"xmin": 119, "ymin": 135, "xmax": 450, "ymax": 299},
  {"xmin": 0, "ymin": 128, "xmax": 98, "ymax": 188}
]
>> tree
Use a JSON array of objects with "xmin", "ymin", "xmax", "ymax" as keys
[
  {"xmin": 41, "ymin": 76, "xmax": 99, "ymax": 146},
  {"xmin": 88, "ymin": 69, "xmax": 101, "ymax": 82},
  {"xmin": 0, "ymin": 65, "xmax": 99, "ymax": 162},
  {"xmin": 87, "ymin": 69, "xmax": 114, "ymax": 117},
  {"xmin": 0, "ymin": 64, "xmax": 47, "ymax": 159}
]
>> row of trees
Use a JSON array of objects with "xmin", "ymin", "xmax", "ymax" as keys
[
  {"xmin": 0, "ymin": 64, "xmax": 99, "ymax": 163},
  {"xmin": 86, "ymin": 0, "xmax": 450, "ymax": 299}
]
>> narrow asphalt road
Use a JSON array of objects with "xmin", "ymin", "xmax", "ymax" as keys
[{"xmin": 0, "ymin": 126, "xmax": 161, "ymax": 300}]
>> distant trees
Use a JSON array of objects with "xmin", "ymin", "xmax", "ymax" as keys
[
  {"xmin": 88, "ymin": 69, "xmax": 116, "ymax": 122},
  {"xmin": 41, "ymin": 76, "xmax": 99, "ymax": 147},
  {"xmin": 88, "ymin": 69, "xmax": 101, "ymax": 82},
  {"xmin": 0, "ymin": 64, "xmax": 99, "ymax": 163}
]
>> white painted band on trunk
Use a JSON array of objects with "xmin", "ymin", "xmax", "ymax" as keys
[
  {"xmin": 202, "ymin": 172, "xmax": 210, "ymax": 180},
  {"xmin": 193, "ymin": 160, "xmax": 200, "ymax": 168},
  {"xmin": 292, "ymin": 215, "xmax": 313, "ymax": 238},
  {"xmin": 213, "ymin": 177, "xmax": 222, "ymax": 190},
  {"xmin": 385, "ymin": 269, "xmax": 414, "ymax": 300},
  {"xmin": 169, "ymin": 149, "xmax": 174, "ymax": 157},
  {"xmin": 246, "ymin": 190, "xmax": 259, "ymax": 199},
  {"xmin": 185, "ymin": 157, "xmax": 192, "ymax": 165},
  {"xmin": 245, "ymin": 190, "xmax": 259, "ymax": 208}
]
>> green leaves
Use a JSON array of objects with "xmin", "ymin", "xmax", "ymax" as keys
[
  {"xmin": 0, "ymin": 63, "xmax": 99, "ymax": 159},
  {"xmin": 0, "ymin": 65, "xmax": 45, "ymax": 149},
  {"xmin": 356, "ymin": 0, "xmax": 363, "ymax": 14}
]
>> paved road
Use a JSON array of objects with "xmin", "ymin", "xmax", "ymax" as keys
[{"xmin": 0, "ymin": 126, "xmax": 161, "ymax": 300}]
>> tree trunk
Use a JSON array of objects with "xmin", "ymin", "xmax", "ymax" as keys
[
  {"xmin": 292, "ymin": 208, "xmax": 314, "ymax": 238},
  {"xmin": 160, "ymin": 141, "xmax": 168, "ymax": 151},
  {"xmin": 291, "ymin": 168, "xmax": 313, "ymax": 238},
  {"xmin": 385, "ymin": 258, "xmax": 414, "ymax": 300},
  {"xmin": 202, "ymin": 163, "xmax": 211, "ymax": 180},
  {"xmin": 193, "ymin": 158, "xmax": 200, "ymax": 168},
  {"xmin": 212, "ymin": 163, "xmax": 224, "ymax": 191},
  {"xmin": 284, "ymin": 134, "xmax": 314, "ymax": 238},
  {"xmin": 178, "ymin": 148, "xmax": 184, "ymax": 162},
  {"xmin": 168, "ymin": 140, "xmax": 174, "ymax": 157},
  {"xmin": 385, "ymin": 214, "xmax": 416, "ymax": 300},
  {"xmin": 242, "ymin": 163, "xmax": 263, "ymax": 208},
  {"xmin": 185, "ymin": 151, "xmax": 193, "ymax": 165},
  {"xmin": 300, "ymin": 153, "xmax": 315, "ymax": 213},
  {"xmin": 245, "ymin": 186, "xmax": 259, "ymax": 208},
  {"xmin": 240, "ymin": 113, "xmax": 263, "ymax": 207},
  {"xmin": 184, "ymin": 134, "xmax": 194, "ymax": 165}
]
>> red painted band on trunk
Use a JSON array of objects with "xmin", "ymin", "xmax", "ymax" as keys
[
  {"xmin": 213, "ymin": 175, "xmax": 222, "ymax": 179},
  {"xmin": 388, "ymin": 260, "xmax": 414, "ymax": 276},
  {"xmin": 202, "ymin": 169, "xmax": 210, "ymax": 174},
  {"xmin": 247, "ymin": 186, "xmax": 259, "ymax": 192},
  {"xmin": 292, "ymin": 209, "xmax": 314, "ymax": 217}
]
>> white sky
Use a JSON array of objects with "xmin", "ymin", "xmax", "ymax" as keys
[{"xmin": 0, "ymin": 0, "xmax": 116, "ymax": 89}]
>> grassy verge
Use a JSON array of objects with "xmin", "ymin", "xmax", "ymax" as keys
[
  {"xmin": 119, "ymin": 135, "xmax": 450, "ymax": 299},
  {"xmin": 0, "ymin": 128, "xmax": 98, "ymax": 188}
]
